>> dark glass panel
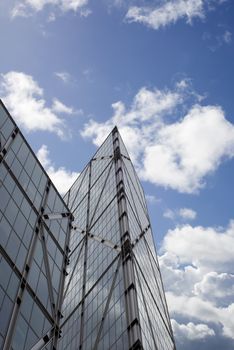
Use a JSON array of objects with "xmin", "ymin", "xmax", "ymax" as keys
[
  {"xmin": 0, "ymin": 215, "xmax": 11, "ymax": 246},
  {"xmin": 11, "ymin": 314, "xmax": 28, "ymax": 350}
]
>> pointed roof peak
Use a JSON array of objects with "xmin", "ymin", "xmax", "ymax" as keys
[{"xmin": 112, "ymin": 125, "xmax": 119, "ymax": 134}]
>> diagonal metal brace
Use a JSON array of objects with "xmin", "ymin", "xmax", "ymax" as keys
[
  {"xmin": 72, "ymin": 225, "xmax": 121, "ymax": 253},
  {"xmin": 0, "ymin": 127, "xmax": 19, "ymax": 162},
  {"xmin": 43, "ymin": 212, "xmax": 73, "ymax": 221}
]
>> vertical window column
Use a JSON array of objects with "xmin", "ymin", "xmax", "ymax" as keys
[
  {"xmin": 112, "ymin": 128, "xmax": 143, "ymax": 350},
  {"xmin": 2, "ymin": 180, "xmax": 51, "ymax": 350}
]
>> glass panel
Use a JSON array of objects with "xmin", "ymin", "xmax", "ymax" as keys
[
  {"xmin": 11, "ymin": 314, "xmax": 28, "ymax": 350},
  {"xmin": 0, "ymin": 104, "xmax": 8, "ymax": 128},
  {"xmin": 0, "ymin": 216, "xmax": 11, "ymax": 246}
]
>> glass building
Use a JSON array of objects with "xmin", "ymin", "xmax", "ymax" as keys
[
  {"xmin": 0, "ymin": 99, "xmax": 176, "ymax": 350},
  {"xmin": 0, "ymin": 100, "xmax": 73, "ymax": 350}
]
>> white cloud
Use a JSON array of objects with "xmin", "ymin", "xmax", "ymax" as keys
[
  {"xmin": 82, "ymin": 82, "xmax": 234, "ymax": 193},
  {"xmin": 47, "ymin": 12, "xmax": 56, "ymax": 21},
  {"xmin": 60, "ymin": 0, "xmax": 87, "ymax": 12},
  {"xmin": 171, "ymin": 319, "xmax": 215, "ymax": 341},
  {"xmin": 0, "ymin": 71, "xmax": 73, "ymax": 139},
  {"xmin": 159, "ymin": 252, "xmax": 203, "ymax": 296},
  {"xmin": 141, "ymin": 105, "xmax": 234, "ymax": 193},
  {"xmin": 52, "ymin": 98, "xmax": 75, "ymax": 115},
  {"xmin": 203, "ymin": 29, "xmax": 233, "ymax": 51},
  {"xmin": 125, "ymin": 0, "xmax": 226, "ymax": 30},
  {"xmin": 167, "ymin": 292, "xmax": 234, "ymax": 339},
  {"xmin": 164, "ymin": 206, "xmax": 197, "ymax": 221},
  {"xmin": 164, "ymin": 207, "xmax": 198, "ymax": 221},
  {"xmin": 125, "ymin": 0, "xmax": 205, "ymax": 30},
  {"xmin": 145, "ymin": 194, "xmax": 161, "ymax": 204},
  {"xmin": 11, "ymin": 3, "xmax": 29, "ymax": 18},
  {"xmin": 81, "ymin": 85, "xmax": 182, "ymax": 165},
  {"xmin": 223, "ymin": 30, "xmax": 232, "ymax": 44},
  {"xmin": 179, "ymin": 208, "xmax": 197, "ymax": 220},
  {"xmin": 162, "ymin": 221, "xmax": 234, "ymax": 269},
  {"xmin": 79, "ymin": 7, "xmax": 92, "ymax": 17},
  {"xmin": 11, "ymin": 0, "xmax": 89, "ymax": 18},
  {"xmin": 176, "ymin": 78, "xmax": 190, "ymax": 90},
  {"xmin": 163, "ymin": 209, "xmax": 176, "ymax": 220},
  {"xmin": 37, "ymin": 144, "xmax": 79, "ymax": 195},
  {"xmin": 194, "ymin": 272, "xmax": 234, "ymax": 300},
  {"xmin": 159, "ymin": 220, "xmax": 234, "ymax": 341},
  {"xmin": 55, "ymin": 71, "xmax": 72, "ymax": 83}
]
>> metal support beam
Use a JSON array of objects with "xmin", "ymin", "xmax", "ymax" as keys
[
  {"xmin": 2, "ymin": 157, "xmax": 66, "ymax": 256},
  {"xmin": 122, "ymin": 160, "xmax": 149, "ymax": 222},
  {"xmin": 79, "ymin": 162, "xmax": 92, "ymax": 349},
  {"xmin": 71, "ymin": 158, "xmax": 113, "ymax": 214},
  {"xmin": 93, "ymin": 256, "xmax": 122, "ymax": 349},
  {"xmin": 88, "ymin": 159, "xmax": 114, "ymax": 228},
  {"xmin": 60, "ymin": 254, "xmax": 120, "ymax": 329},
  {"xmin": 143, "ymin": 236, "xmax": 172, "ymax": 326},
  {"xmin": 30, "ymin": 327, "xmax": 54, "ymax": 350},
  {"xmin": 52, "ymin": 213, "xmax": 74, "ymax": 350},
  {"xmin": 71, "ymin": 225, "xmax": 121, "ymax": 253},
  {"xmin": 43, "ymin": 212, "xmax": 72, "ymax": 220},
  {"xmin": 63, "ymin": 238, "xmax": 85, "ymax": 300},
  {"xmin": 3, "ymin": 180, "xmax": 51, "ymax": 350},
  {"xmin": 131, "ymin": 224, "xmax": 150, "ymax": 247},
  {"xmin": 134, "ymin": 263, "xmax": 158, "ymax": 350},
  {"xmin": 112, "ymin": 128, "xmax": 143, "ymax": 350},
  {"xmin": 39, "ymin": 225, "xmax": 57, "ymax": 320},
  {"xmin": 132, "ymin": 252, "xmax": 175, "ymax": 345},
  {"xmin": 0, "ymin": 126, "xmax": 19, "ymax": 162},
  {"xmin": 92, "ymin": 155, "xmax": 113, "ymax": 161}
]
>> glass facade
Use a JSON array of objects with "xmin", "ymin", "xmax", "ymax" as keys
[
  {"xmin": 0, "ymin": 100, "xmax": 73, "ymax": 350},
  {"xmin": 60, "ymin": 128, "xmax": 176, "ymax": 350},
  {"xmin": 0, "ymin": 100, "xmax": 175, "ymax": 350}
]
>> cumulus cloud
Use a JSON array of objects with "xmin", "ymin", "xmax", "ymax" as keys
[
  {"xmin": 82, "ymin": 81, "xmax": 234, "ymax": 193},
  {"xmin": 81, "ymin": 86, "xmax": 181, "ymax": 165},
  {"xmin": 194, "ymin": 272, "xmax": 234, "ymax": 301},
  {"xmin": 0, "ymin": 71, "xmax": 75, "ymax": 138},
  {"xmin": 162, "ymin": 221, "xmax": 234, "ymax": 269},
  {"xmin": 167, "ymin": 292, "xmax": 234, "ymax": 339},
  {"xmin": 125, "ymin": 0, "xmax": 224, "ymax": 30},
  {"xmin": 141, "ymin": 105, "xmax": 234, "ymax": 192},
  {"xmin": 11, "ymin": 0, "xmax": 89, "ymax": 18},
  {"xmin": 171, "ymin": 319, "xmax": 215, "ymax": 340},
  {"xmin": 159, "ymin": 220, "xmax": 234, "ymax": 341},
  {"xmin": 37, "ymin": 144, "xmax": 79, "ymax": 195}
]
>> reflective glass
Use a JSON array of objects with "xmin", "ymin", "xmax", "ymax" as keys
[{"xmin": 0, "ymin": 104, "xmax": 174, "ymax": 350}]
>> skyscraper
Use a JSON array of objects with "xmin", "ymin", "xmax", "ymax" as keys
[
  {"xmin": 59, "ymin": 127, "xmax": 175, "ymax": 350},
  {"xmin": 0, "ymin": 100, "xmax": 73, "ymax": 350},
  {"xmin": 0, "ymin": 100, "xmax": 175, "ymax": 350}
]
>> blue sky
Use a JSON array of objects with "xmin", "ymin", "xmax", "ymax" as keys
[{"xmin": 1, "ymin": 0, "xmax": 234, "ymax": 348}]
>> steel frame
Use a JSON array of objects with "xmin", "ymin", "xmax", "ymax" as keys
[
  {"xmin": 1, "ymin": 100, "xmax": 176, "ymax": 350},
  {"xmin": 112, "ymin": 127, "xmax": 143, "ymax": 350},
  {"xmin": 60, "ymin": 126, "xmax": 176, "ymax": 350}
]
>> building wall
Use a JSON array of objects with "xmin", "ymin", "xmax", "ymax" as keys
[
  {"xmin": 0, "ymin": 101, "xmax": 72, "ymax": 350},
  {"xmin": 60, "ymin": 128, "xmax": 175, "ymax": 350},
  {"xmin": 119, "ymin": 134, "xmax": 175, "ymax": 350},
  {"xmin": 0, "ymin": 100, "xmax": 175, "ymax": 350},
  {"xmin": 60, "ymin": 132, "xmax": 129, "ymax": 350}
]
